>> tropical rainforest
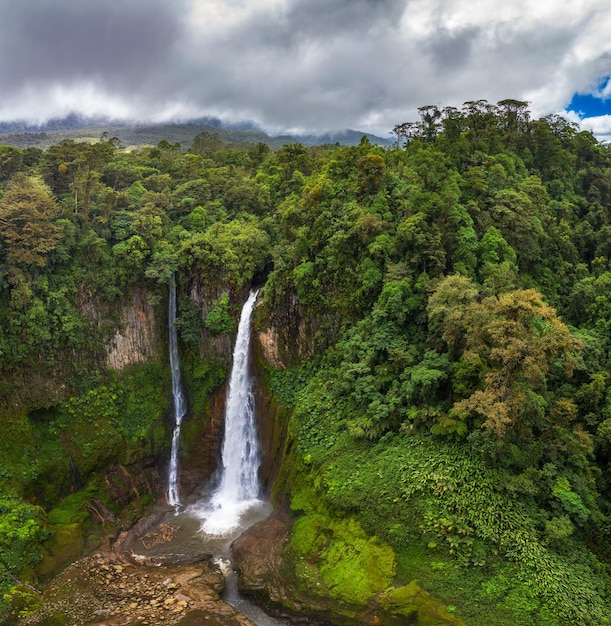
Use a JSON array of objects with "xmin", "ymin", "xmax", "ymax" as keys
[{"xmin": 0, "ymin": 99, "xmax": 610, "ymax": 625}]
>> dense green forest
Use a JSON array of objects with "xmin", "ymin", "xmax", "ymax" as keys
[{"xmin": 0, "ymin": 100, "xmax": 610, "ymax": 624}]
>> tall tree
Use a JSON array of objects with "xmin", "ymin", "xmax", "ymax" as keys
[
  {"xmin": 0, "ymin": 174, "xmax": 61, "ymax": 273},
  {"xmin": 429, "ymin": 277, "xmax": 581, "ymax": 437}
]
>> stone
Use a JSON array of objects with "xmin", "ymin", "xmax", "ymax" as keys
[{"xmin": 175, "ymin": 593, "xmax": 192, "ymax": 602}]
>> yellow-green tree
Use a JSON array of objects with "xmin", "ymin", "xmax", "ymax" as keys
[
  {"xmin": 0, "ymin": 174, "xmax": 61, "ymax": 273},
  {"xmin": 428, "ymin": 276, "xmax": 581, "ymax": 437}
]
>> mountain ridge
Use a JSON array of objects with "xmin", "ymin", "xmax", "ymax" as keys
[{"xmin": 0, "ymin": 114, "xmax": 393, "ymax": 149}]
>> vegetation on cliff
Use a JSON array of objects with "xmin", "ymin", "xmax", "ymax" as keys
[{"xmin": 0, "ymin": 100, "xmax": 610, "ymax": 623}]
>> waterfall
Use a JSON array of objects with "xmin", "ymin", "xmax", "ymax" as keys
[
  {"xmin": 202, "ymin": 290, "xmax": 261, "ymax": 534},
  {"xmin": 167, "ymin": 275, "xmax": 187, "ymax": 507}
]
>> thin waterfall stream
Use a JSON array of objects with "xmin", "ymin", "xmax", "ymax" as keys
[{"xmin": 167, "ymin": 275, "xmax": 186, "ymax": 507}]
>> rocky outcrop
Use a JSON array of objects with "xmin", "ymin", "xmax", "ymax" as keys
[
  {"xmin": 232, "ymin": 511, "xmax": 466, "ymax": 626},
  {"xmin": 253, "ymin": 295, "xmax": 315, "ymax": 370},
  {"xmin": 252, "ymin": 371, "xmax": 290, "ymax": 493},
  {"xmin": 231, "ymin": 510, "xmax": 291, "ymax": 605},
  {"xmin": 233, "ymin": 510, "xmax": 379, "ymax": 624},
  {"xmin": 106, "ymin": 288, "xmax": 159, "ymax": 370},
  {"xmin": 178, "ymin": 385, "xmax": 227, "ymax": 497},
  {"xmin": 257, "ymin": 325, "xmax": 284, "ymax": 368},
  {"xmin": 187, "ymin": 276, "xmax": 234, "ymax": 368}
]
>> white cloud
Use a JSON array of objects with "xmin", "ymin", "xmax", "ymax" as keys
[
  {"xmin": 576, "ymin": 114, "xmax": 611, "ymax": 140},
  {"xmin": 1, "ymin": 0, "xmax": 611, "ymax": 135}
]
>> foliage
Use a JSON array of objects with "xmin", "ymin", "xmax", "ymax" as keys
[
  {"xmin": 0, "ymin": 498, "xmax": 49, "ymax": 618},
  {"xmin": 175, "ymin": 294, "xmax": 203, "ymax": 344},
  {"xmin": 0, "ymin": 174, "xmax": 62, "ymax": 273},
  {"xmin": 266, "ymin": 358, "xmax": 319, "ymax": 408},
  {"xmin": 182, "ymin": 360, "xmax": 226, "ymax": 416},
  {"xmin": 428, "ymin": 276, "xmax": 581, "ymax": 437},
  {"xmin": 286, "ymin": 383, "xmax": 610, "ymax": 624},
  {"xmin": 203, "ymin": 292, "xmax": 234, "ymax": 334}
]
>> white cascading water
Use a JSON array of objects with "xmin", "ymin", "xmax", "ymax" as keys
[
  {"xmin": 167, "ymin": 275, "xmax": 187, "ymax": 507},
  {"xmin": 202, "ymin": 290, "xmax": 261, "ymax": 534},
  {"xmin": 136, "ymin": 288, "xmax": 285, "ymax": 625}
]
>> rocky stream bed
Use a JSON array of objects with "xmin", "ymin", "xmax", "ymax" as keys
[
  {"xmin": 20, "ymin": 550, "xmax": 256, "ymax": 626},
  {"xmin": 18, "ymin": 500, "xmax": 327, "ymax": 626}
]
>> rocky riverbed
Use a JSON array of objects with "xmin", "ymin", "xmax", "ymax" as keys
[{"xmin": 20, "ymin": 551, "xmax": 255, "ymax": 626}]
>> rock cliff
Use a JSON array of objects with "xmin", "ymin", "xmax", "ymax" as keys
[{"xmin": 106, "ymin": 288, "xmax": 160, "ymax": 370}]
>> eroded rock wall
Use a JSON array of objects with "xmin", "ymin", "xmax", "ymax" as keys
[
  {"xmin": 106, "ymin": 287, "xmax": 159, "ymax": 370},
  {"xmin": 253, "ymin": 293, "xmax": 315, "ymax": 370},
  {"xmin": 187, "ymin": 274, "xmax": 235, "ymax": 369},
  {"xmin": 250, "ymin": 291, "xmax": 310, "ymax": 493}
]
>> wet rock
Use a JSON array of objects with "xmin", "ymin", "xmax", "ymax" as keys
[{"xmin": 232, "ymin": 509, "xmax": 291, "ymax": 605}]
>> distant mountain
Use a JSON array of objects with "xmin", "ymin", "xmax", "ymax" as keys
[
  {"xmin": 0, "ymin": 115, "xmax": 392, "ymax": 150},
  {"xmin": 294, "ymin": 129, "xmax": 393, "ymax": 147},
  {"xmin": 0, "ymin": 113, "xmax": 117, "ymax": 134}
]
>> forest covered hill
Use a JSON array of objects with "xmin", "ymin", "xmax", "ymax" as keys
[
  {"xmin": 0, "ymin": 99, "xmax": 609, "ymax": 624},
  {"xmin": 0, "ymin": 116, "xmax": 393, "ymax": 150}
]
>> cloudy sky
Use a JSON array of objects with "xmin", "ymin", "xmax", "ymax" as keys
[{"xmin": 1, "ymin": 0, "xmax": 610, "ymax": 138}]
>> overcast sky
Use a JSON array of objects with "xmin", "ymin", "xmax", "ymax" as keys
[{"xmin": 1, "ymin": 0, "xmax": 610, "ymax": 138}]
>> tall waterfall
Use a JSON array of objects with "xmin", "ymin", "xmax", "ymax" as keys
[
  {"xmin": 167, "ymin": 275, "xmax": 187, "ymax": 507},
  {"xmin": 202, "ymin": 290, "xmax": 261, "ymax": 534}
]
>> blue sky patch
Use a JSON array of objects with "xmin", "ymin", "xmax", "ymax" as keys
[{"xmin": 568, "ymin": 77, "xmax": 611, "ymax": 118}]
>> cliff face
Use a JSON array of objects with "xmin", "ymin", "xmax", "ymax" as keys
[
  {"xmin": 250, "ymin": 289, "xmax": 317, "ymax": 490},
  {"xmin": 106, "ymin": 287, "xmax": 160, "ymax": 370},
  {"xmin": 77, "ymin": 284, "xmax": 164, "ymax": 372},
  {"xmin": 254, "ymin": 294, "xmax": 315, "ymax": 369},
  {"xmin": 178, "ymin": 384, "xmax": 226, "ymax": 495},
  {"xmin": 187, "ymin": 274, "xmax": 234, "ymax": 369}
]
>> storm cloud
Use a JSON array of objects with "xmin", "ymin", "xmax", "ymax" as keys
[{"xmin": 0, "ymin": 0, "xmax": 610, "ymax": 135}]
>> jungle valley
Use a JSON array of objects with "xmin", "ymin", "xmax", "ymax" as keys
[{"xmin": 0, "ymin": 100, "xmax": 610, "ymax": 625}]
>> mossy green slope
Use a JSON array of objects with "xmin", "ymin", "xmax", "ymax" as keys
[{"xmin": 273, "ymin": 366, "xmax": 610, "ymax": 626}]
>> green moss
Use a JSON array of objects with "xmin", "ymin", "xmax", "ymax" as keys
[
  {"xmin": 288, "ymin": 484, "xmax": 315, "ymax": 515},
  {"xmin": 47, "ymin": 492, "xmax": 93, "ymax": 526},
  {"xmin": 37, "ymin": 524, "xmax": 83, "ymax": 580},
  {"xmin": 380, "ymin": 581, "xmax": 465, "ymax": 625},
  {"xmin": 3, "ymin": 584, "xmax": 43, "ymax": 621},
  {"xmin": 287, "ymin": 514, "xmax": 396, "ymax": 605}
]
